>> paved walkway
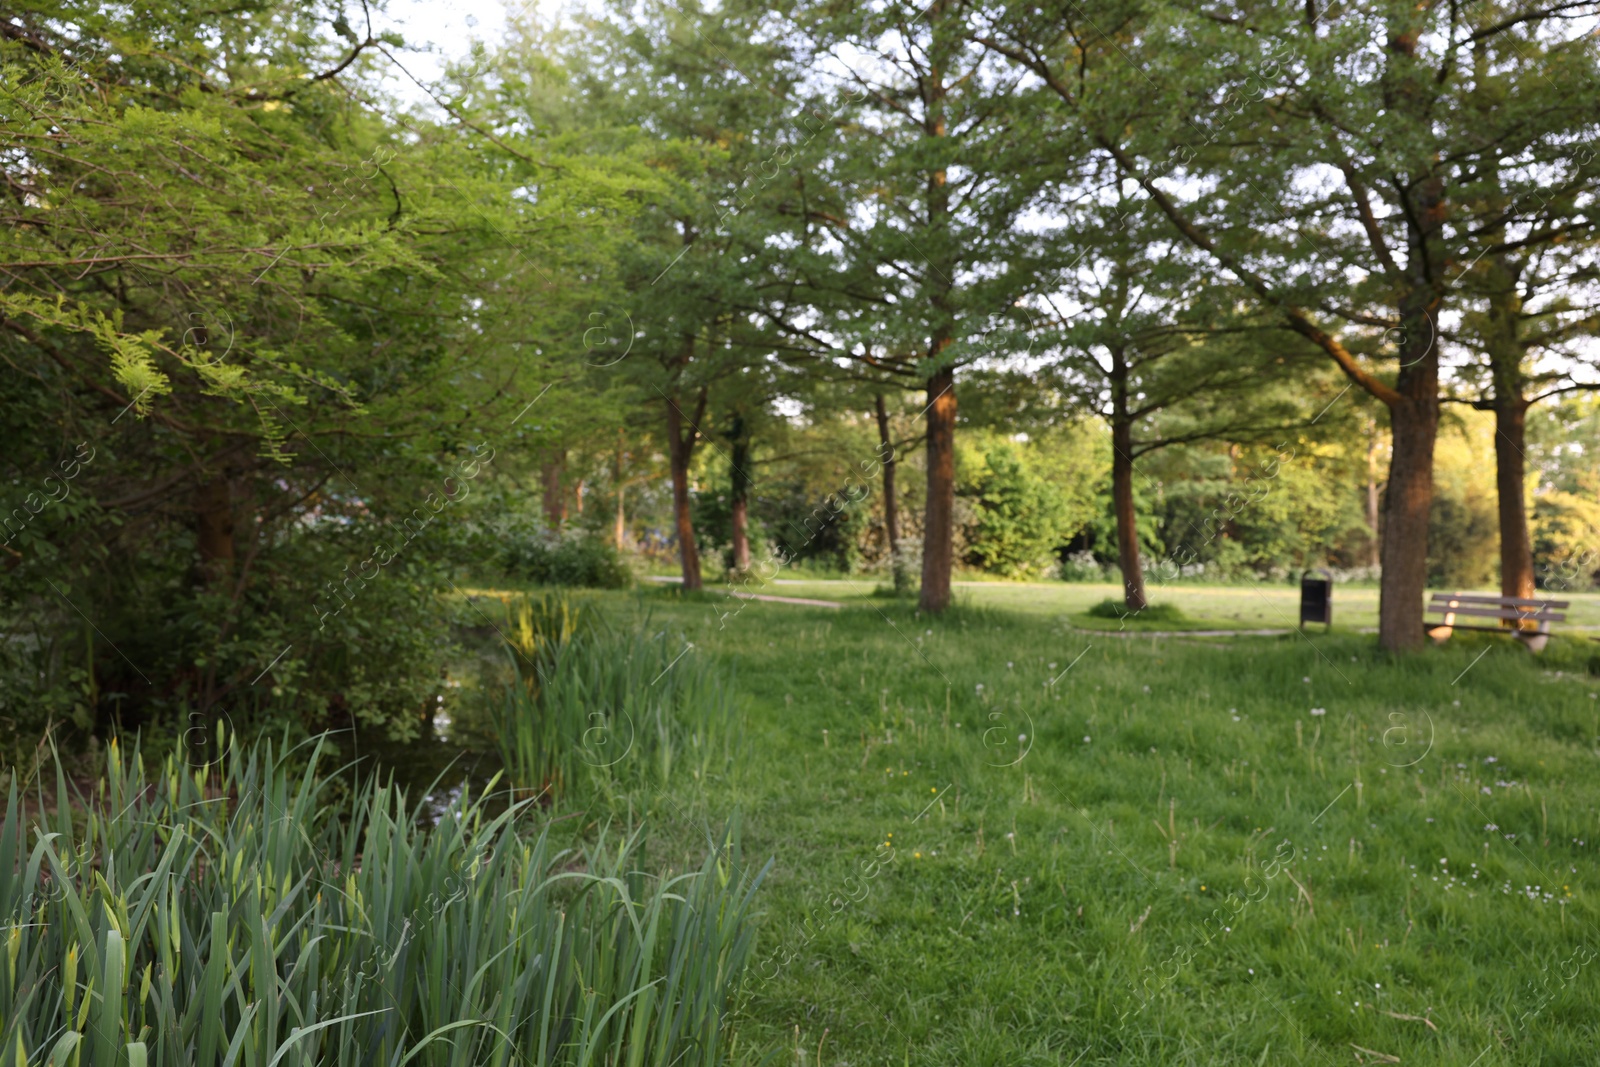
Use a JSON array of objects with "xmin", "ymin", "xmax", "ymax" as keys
[
  {"xmin": 1070, "ymin": 627, "xmax": 1293, "ymax": 638},
  {"xmin": 1068, "ymin": 627, "xmax": 1381, "ymax": 638},
  {"xmin": 729, "ymin": 591, "xmax": 843, "ymax": 608},
  {"xmin": 646, "ymin": 576, "xmax": 843, "ymax": 608}
]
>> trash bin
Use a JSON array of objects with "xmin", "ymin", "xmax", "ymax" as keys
[{"xmin": 1300, "ymin": 569, "xmax": 1332, "ymax": 630}]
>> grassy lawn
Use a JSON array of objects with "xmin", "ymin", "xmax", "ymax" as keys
[
  {"xmin": 696, "ymin": 578, "xmax": 1600, "ymax": 632},
  {"xmin": 548, "ymin": 584, "xmax": 1600, "ymax": 1065}
]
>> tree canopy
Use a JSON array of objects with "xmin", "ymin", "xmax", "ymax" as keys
[{"xmin": 3, "ymin": 0, "xmax": 1597, "ymax": 756}]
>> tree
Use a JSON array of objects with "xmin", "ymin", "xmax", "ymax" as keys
[
  {"xmin": 757, "ymin": 0, "xmax": 1037, "ymax": 612},
  {"xmin": 519, "ymin": 0, "xmax": 808, "ymax": 591},
  {"xmin": 1446, "ymin": 26, "xmax": 1600, "ymax": 601},
  {"xmin": 965, "ymin": 444, "xmax": 1071, "ymax": 578},
  {"xmin": 1456, "ymin": 249, "xmax": 1599, "ymax": 601},
  {"xmin": 1025, "ymin": 185, "xmax": 1317, "ymax": 609},
  {"xmin": 0, "ymin": 0, "xmax": 625, "ymax": 744},
  {"xmin": 979, "ymin": 0, "xmax": 1600, "ymax": 648}
]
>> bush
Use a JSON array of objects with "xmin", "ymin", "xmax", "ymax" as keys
[
  {"xmin": 1086, "ymin": 597, "xmax": 1188, "ymax": 624},
  {"xmin": 964, "ymin": 445, "xmax": 1071, "ymax": 578},
  {"xmin": 1057, "ymin": 549, "xmax": 1111, "ymax": 582},
  {"xmin": 0, "ymin": 511, "xmax": 462, "ymax": 760},
  {"xmin": 1, "ymin": 734, "xmax": 767, "ymax": 1067},
  {"xmin": 503, "ymin": 531, "xmax": 633, "ymax": 588}
]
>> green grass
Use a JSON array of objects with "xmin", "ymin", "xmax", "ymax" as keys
[
  {"xmin": 1080, "ymin": 597, "xmax": 1191, "ymax": 629},
  {"xmin": 699, "ymin": 578, "xmax": 1600, "ymax": 633},
  {"xmin": 22, "ymin": 583, "xmax": 1600, "ymax": 1066},
  {"xmin": 574, "ymin": 588, "xmax": 1600, "ymax": 1065}
]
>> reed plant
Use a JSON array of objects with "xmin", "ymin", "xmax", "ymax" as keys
[
  {"xmin": 0, "ymin": 732, "xmax": 767, "ymax": 1067},
  {"xmin": 490, "ymin": 596, "xmax": 736, "ymax": 800}
]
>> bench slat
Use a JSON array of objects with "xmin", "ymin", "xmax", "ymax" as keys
[
  {"xmin": 1430, "ymin": 594, "xmax": 1571, "ymax": 609},
  {"xmin": 1426, "ymin": 605, "xmax": 1565, "ymax": 622},
  {"xmin": 1435, "ymin": 623, "xmax": 1554, "ymax": 637}
]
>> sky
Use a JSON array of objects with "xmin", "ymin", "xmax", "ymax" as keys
[{"xmin": 369, "ymin": 0, "xmax": 521, "ymax": 107}]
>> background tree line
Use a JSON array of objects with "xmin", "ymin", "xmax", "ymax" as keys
[{"xmin": 2, "ymin": 0, "xmax": 1597, "ymax": 760}]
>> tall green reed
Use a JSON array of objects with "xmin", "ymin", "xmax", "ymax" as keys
[
  {"xmin": 0, "ymin": 732, "xmax": 767, "ymax": 1067},
  {"xmin": 490, "ymin": 597, "xmax": 736, "ymax": 800}
]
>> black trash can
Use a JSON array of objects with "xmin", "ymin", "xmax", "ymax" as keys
[{"xmin": 1300, "ymin": 569, "xmax": 1332, "ymax": 630}]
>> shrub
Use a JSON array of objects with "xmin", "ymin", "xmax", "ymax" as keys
[
  {"xmin": 503, "ymin": 531, "xmax": 633, "ymax": 589},
  {"xmin": 0, "ymin": 734, "xmax": 767, "ymax": 1067},
  {"xmin": 964, "ymin": 445, "xmax": 1071, "ymax": 578},
  {"xmin": 1057, "ymin": 549, "xmax": 1111, "ymax": 583},
  {"xmin": 0, "ymin": 515, "xmax": 461, "ymax": 762},
  {"xmin": 1086, "ymin": 597, "xmax": 1188, "ymax": 624}
]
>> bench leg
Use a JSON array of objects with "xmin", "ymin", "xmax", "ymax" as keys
[{"xmin": 1516, "ymin": 629, "xmax": 1550, "ymax": 654}]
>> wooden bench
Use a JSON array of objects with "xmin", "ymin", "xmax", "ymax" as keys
[{"xmin": 1426, "ymin": 593, "xmax": 1569, "ymax": 653}]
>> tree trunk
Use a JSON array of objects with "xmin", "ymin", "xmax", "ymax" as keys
[
  {"xmin": 1493, "ymin": 399, "xmax": 1534, "ymax": 602},
  {"xmin": 665, "ymin": 384, "xmax": 704, "ymax": 591},
  {"xmin": 1365, "ymin": 420, "xmax": 1382, "ymax": 568},
  {"xmin": 1107, "ymin": 350, "xmax": 1147, "ymax": 612},
  {"xmin": 1377, "ymin": 397, "xmax": 1438, "ymax": 649},
  {"xmin": 1110, "ymin": 418, "xmax": 1147, "ymax": 612},
  {"xmin": 731, "ymin": 498, "xmax": 750, "ymax": 573},
  {"xmin": 874, "ymin": 394, "xmax": 907, "ymax": 592},
  {"xmin": 1483, "ymin": 253, "xmax": 1535, "ymax": 602},
  {"xmin": 613, "ymin": 432, "xmax": 627, "ymax": 549},
  {"xmin": 194, "ymin": 477, "xmax": 235, "ymax": 587},
  {"xmin": 729, "ymin": 416, "xmax": 752, "ymax": 573},
  {"xmin": 1374, "ymin": 152, "xmax": 1446, "ymax": 652},
  {"xmin": 574, "ymin": 478, "xmax": 585, "ymax": 517},
  {"xmin": 540, "ymin": 451, "xmax": 565, "ymax": 529},
  {"xmin": 918, "ymin": 366, "xmax": 956, "ymax": 613}
]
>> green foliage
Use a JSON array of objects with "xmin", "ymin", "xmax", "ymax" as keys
[
  {"xmin": 1533, "ymin": 470, "xmax": 1600, "ymax": 592},
  {"xmin": 762, "ymin": 480, "xmax": 874, "ymax": 574},
  {"xmin": 0, "ymin": 733, "xmax": 767, "ymax": 1067},
  {"xmin": 962, "ymin": 445, "xmax": 1072, "ymax": 578},
  {"xmin": 1426, "ymin": 420, "xmax": 1507, "ymax": 589},
  {"xmin": 0, "ymin": 2, "xmax": 645, "ymax": 748},
  {"xmin": 1155, "ymin": 438, "xmax": 1374, "ymax": 579},
  {"xmin": 502, "ymin": 531, "xmax": 634, "ymax": 590},
  {"xmin": 1085, "ymin": 598, "xmax": 1188, "ymax": 624},
  {"xmin": 1079, "ymin": 475, "xmax": 1165, "ymax": 570}
]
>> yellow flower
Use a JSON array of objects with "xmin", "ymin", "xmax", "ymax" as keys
[{"xmin": 914, "ymin": 852, "xmax": 922, "ymax": 859}]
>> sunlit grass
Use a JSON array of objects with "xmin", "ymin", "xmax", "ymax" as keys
[{"xmin": 601, "ymin": 592, "xmax": 1600, "ymax": 1065}]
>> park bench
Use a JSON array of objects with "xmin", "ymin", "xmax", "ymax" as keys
[{"xmin": 1425, "ymin": 593, "xmax": 1569, "ymax": 653}]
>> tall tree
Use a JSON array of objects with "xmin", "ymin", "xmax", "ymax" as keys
[
  {"xmin": 1029, "ymin": 187, "xmax": 1321, "ymax": 609},
  {"xmin": 760, "ymin": 0, "xmax": 1035, "ymax": 612},
  {"xmin": 527, "ymin": 0, "xmax": 805, "ymax": 591},
  {"xmin": 1448, "ymin": 29, "xmax": 1600, "ymax": 602},
  {"xmin": 1456, "ymin": 247, "xmax": 1600, "ymax": 600}
]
